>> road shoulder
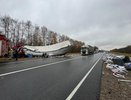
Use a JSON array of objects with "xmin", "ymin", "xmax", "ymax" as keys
[
  {"xmin": 100, "ymin": 63, "xmax": 131, "ymax": 100},
  {"xmin": 71, "ymin": 59, "xmax": 103, "ymax": 100}
]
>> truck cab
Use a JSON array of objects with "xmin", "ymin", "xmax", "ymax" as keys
[{"xmin": 81, "ymin": 46, "xmax": 88, "ymax": 56}]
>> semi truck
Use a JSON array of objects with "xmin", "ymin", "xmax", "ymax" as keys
[{"xmin": 81, "ymin": 45, "xmax": 96, "ymax": 56}]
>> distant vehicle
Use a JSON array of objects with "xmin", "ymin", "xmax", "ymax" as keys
[
  {"xmin": 81, "ymin": 45, "xmax": 95, "ymax": 56},
  {"xmin": 23, "ymin": 40, "xmax": 72, "ymax": 57}
]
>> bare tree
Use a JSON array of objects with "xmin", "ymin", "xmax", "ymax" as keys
[
  {"xmin": 25, "ymin": 20, "xmax": 32, "ymax": 45},
  {"xmin": 9, "ymin": 18, "xmax": 18, "ymax": 46},
  {"xmin": 20, "ymin": 21, "xmax": 26, "ymax": 44},
  {"xmin": 51, "ymin": 32, "xmax": 57, "ymax": 44},
  {"xmin": 59, "ymin": 34, "xmax": 68, "ymax": 42},
  {"xmin": 32, "ymin": 26, "xmax": 42, "ymax": 46},
  {"xmin": 45, "ymin": 30, "xmax": 51, "ymax": 45},
  {"xmin": 16, "ymin": 22, "xmax": 21, "ymax": 44},
  {"xmin": 41, "ymin": 26, "xmax": 47, "ymax": 46},
  {"xmin": 0, "ymin": 15, "xmax": 12, "ymax": 38}
]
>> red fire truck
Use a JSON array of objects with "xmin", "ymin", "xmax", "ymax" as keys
[{"xmin": 0, "ymin": 32, "xmax": 9, "ymax": 57}]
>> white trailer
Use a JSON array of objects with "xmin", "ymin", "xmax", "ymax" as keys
[{"xmin": 23, "ymin": 40, "xmax": 72, "ymax": 57}]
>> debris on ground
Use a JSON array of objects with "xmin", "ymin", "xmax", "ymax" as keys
[
  {"xmin": 100, "ymin": 53, "xmax": 131, "ymax": 100},
  {"xmin": 102, "ymin": 53, "xmax": 131, "ymax": 78}
]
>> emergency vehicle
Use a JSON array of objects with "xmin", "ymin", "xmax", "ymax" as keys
[{"xmin": 0, "ymin": 32, "xmax": 9, "ymax": 57}]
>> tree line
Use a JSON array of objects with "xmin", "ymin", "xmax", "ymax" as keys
[
  {"xmin": 111, "ymin": 45, "xmax": 131, "ymax": 53},
  {"xmin": 0, "ymin": 15, "xmax": 85, "ymax": 53}
]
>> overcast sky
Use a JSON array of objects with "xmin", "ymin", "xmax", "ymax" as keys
[{"xmin": 0, "ymin": 0, "xmax": 131, "ymax": 50}]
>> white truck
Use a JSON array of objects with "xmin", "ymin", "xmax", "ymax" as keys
[{"xmin": 81, "ymin": 45, "xmax": 95, "ymax": 56}]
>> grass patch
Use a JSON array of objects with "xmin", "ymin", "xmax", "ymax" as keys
[
  {"xmin": 0, "ymin": 57, "xmax": 41, "ymax": 63},
  {"xmin": 111, "ymin": 52, "xmax": 131, "ymax": 57},
  {"xmin": 0, "ymin": 58, "xmax": 14, "ymax": 63}
]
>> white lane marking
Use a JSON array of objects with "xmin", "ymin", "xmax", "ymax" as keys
[
  {"xmin": 66, "ymin": 56, "xmax": 102, "ymax": 100},
  {"xmin": 0, "ymin": 56, "xmax": 82, "ymax": 77}
]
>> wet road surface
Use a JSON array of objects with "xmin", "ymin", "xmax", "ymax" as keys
[{"xmin": 0, "ymin": 53, "xmax": 103, "ymax": 100}]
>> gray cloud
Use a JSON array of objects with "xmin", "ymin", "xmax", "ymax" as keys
[{"xmin": 0, "ymin": 0, "xmax": 131, "ymax": 50}]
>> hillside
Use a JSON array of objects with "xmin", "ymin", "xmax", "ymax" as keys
[{"xmin": 111, "ymin": 45, "xmax": 131, "ymax": 53}]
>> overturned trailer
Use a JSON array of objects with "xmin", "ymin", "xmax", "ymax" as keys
[{"xmin": 23, "ymin": 40, "xmax": 72, "ymax": 57}]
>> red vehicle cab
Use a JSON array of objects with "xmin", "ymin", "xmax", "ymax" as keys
[{"xmin": 0, "ymin": 32, "xmax": 9, "ymax": 57}]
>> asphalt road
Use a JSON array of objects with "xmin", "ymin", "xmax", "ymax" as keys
[{"xmin": 0, "ymin": 53, "xmax": 103, "ymax": 100}]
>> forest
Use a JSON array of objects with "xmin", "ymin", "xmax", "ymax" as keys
[{"xmin": 0, "ymin": 15, "xmax": 85, "ymax": 53}]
